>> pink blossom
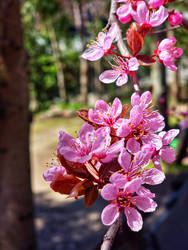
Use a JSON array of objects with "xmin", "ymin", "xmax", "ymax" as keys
[
  {"xmin": 149, "ymin": 0, "xmax": 165, "ymax": 8},
  {"xmin": 99, "ymin": 57, "xmax": 139, "ymax": 86},
  {"xmin": 81, "ymin": 23, "xmax": 118, "ymax": 61},
  {"xmin": 118, "ymin": 148, "xmax": 165, "ymax": 185},
  {"xmin": 57, "ymin": 123, "xmax": 124, "ymax": 164},
  {"xmin": 131, "ymin": 1, "xmax": 168, "ymax": 27},
  {"xmin": 152, "ymin": 129, "xmax": 179, "ymax": 170},
  {"xmin": 168, "ymin": 10, "xmax": 183, "ymax": 26},
  {"xmin": 101, "ymin": 173, "xmax": 157, "ymax": 231},
  {"xmin": 88, "ymin": 97, "xmax": 122, "ymax": 128},
  {"xmin": 155, "ymin": 37, "xmax": 183, "ymax": 71},
  {"xmin": 116, "ymin": 92, "xmax": 165, "ymax": 150},
  {"xmin": 116, "ymin": 0, "xmax": 134, "ymax": 24}
]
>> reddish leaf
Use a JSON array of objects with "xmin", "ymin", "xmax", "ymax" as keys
[
  {"xmin": 50, "ymin": 174, "xmax": 80, "ymax": 195},
  {"xmin": 120, "ymin": 104, "xmax": 129, "ymax": 118},
  {"xmin": 77, "ymin": 109, "xmax": 89, "ymax": 122},
  {"xmin": 69, "ymin": 179, "xmax": 93, "ymax": 199},
  {"xmin": 84, "ymin": 185, "xmax": 98, "ymax": 207},
  {"xmin": 58, "ymin": 154, "xmax": 91, "ymax": 179},
  {"xmin": 137, "ymin": 55, "xmax": 156, "ymax": 66},
  {"xmin": 126, "ymin": 28, "xmax": 144, "ymax": 56},
  {"xmin": 99, "ymin": 158, "xmax": 122, "ymax": 181}
]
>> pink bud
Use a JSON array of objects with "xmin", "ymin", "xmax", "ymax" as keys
[
  {"xmin": 168, "ymin": 11, "xmax": 183, "ymax": 26},
  {"xmin": 149, "ymin": 0, "xmax": 164, "ymax": 8},
  {"xmin": 142, "ymin": 144, "xmax": 156, "ymax": 157}
]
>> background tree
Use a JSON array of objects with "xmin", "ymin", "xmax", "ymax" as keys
[{"xmin": 0, "ymin": 0, "xmax": 36, "ymax": 249}]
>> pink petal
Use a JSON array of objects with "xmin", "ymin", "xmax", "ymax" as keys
[
  {"xmin": 94, "ymin": 99, "xmax": 109, "ymax": 112},
  {"xmin": 162, "ymin": 129, "xmax": 179, "ymax": 145},
  {"xmin": 79, "ymin": 123, "xmax": 94, "ymax": 143},
  {"xmin": 174, "ymin": 47, "xmax": 183, "ymax": 58},
  {"xmin": 132, "ymin": 1, "xmax": 149, "ymax": 24},
  {"xmin": 104, "ymin": 36, "xmax": 113, "ymax": 51},
  {"xmin": 124, "ymin": 178, "xmax": 142, "ymax": 194},
  {"xmin": 110, "ymin": 173, "xmax": 127, "ymax": 188},
  {"xmin": 128, "ymin": 57, "xmax": 139, "ymax": 71},
  {"xmin": 149, "ymin": 6, "xmax": 168, "ymax": 27},
  {"xmin": 130, "ymin": 105, "xmax": 143, "ymax": 127},
  {"xmin": 102, "ymin": 139, "xmax": 124, "ymax": 163},
  {"xmin": 126, "ymin": 138, "xmax": 140, "ymax": 154},
  {"xmin": 163, "ymin": 60, "xmax": 177, "ymax": 71},
  {"xmin": 43, "ymin": 166, "xmax": 66, "ymax": 182},
  {"xmin": 124, "ymin": 207, "xmax": 143, "ymax": 231},
  {"xmin": 116, "ymin": 74, "xmax": 128, "ymax": 86},
  {"xmin": 118, "ymin": 148, "xmax": 131, "ymax": 172},
  {"xmin": 101, "ymin": 183, "xmax": 118, "ymax": 201},
  {"xmin": 137, "ymin": 186, "xmax": 155, "ymax": 198},
  {"xmin": 143, "ymin": 168, "xmax": 165, "ymax": 185},
  {"xmin": 107, "ymin": 23, "xmax": 118, "ymax": 39},
  {"xmin": 140, "ymin": 91, "xmax": 152, "ymax": 106},
  {"xmin": 115, "ymin": 118, "xmax": 131, "ymax": 137},
  {"xmin": 160, "ymin": 147, "xmax": 176, "ymax": 163},
  {"xmin": 158, "ymin": 37, "xmax": 176, "ymax": 51},
  {"xmin": 153, "ymin": 155, "xmax": 162, "ymax": 171},
  {"xmin": 133, "ymin": 149, "xmax": 152, "ymax": 168},
  {"xmin": 131, "ymin": 196, "xmax": 157, "ymax": 212},
  {"xmin": 131, "ymin": 92, "xmax": 140, "ymax": 106},
  {"xmin": 82, "ymin": 47, "xmax": 104, "ymax": 61},
  {"xmin": 111, "ymin": 97, "xmax": 122, "ymax": 118},
  {"xmin": 99, "ymin": 70, "xmax": 120, "ymax": 83},
  {"xmin": 101, "ymin": 204, "xmax": 120, "ymax": 225},
  {"xmin": 141, "ymin": 133, "xmax": 162, "ymax": 150}
]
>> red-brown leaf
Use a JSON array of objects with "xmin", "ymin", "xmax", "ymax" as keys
[
  {"xmin": 126, "ymin": 28, "xmax": 144, "ymax": 56},
  {"xmin": 137, "ymin": 55, "xmax": 156, "ymax": 66},
  {"xmin": 84, "ymin": 185, "xmax": 98, "ymax": 208},
  {"xmin": 58, "ymin": 154, "xmax": 91, "ymax": 179},
  {"xmin": 50, "ymin": 174, "xmax": 81, "ymax": 195}
]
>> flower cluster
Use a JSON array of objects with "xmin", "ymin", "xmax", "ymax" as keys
[
  {"xmin": 43, "ymin": 92, "xmax": 179, "ymax": 231},
  {"xmin": 81, "ymin": 0, "xmax": 183, "ymax": 85}
]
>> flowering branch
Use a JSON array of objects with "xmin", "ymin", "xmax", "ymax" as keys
[{"xmin": 100, "ymin": 215, "xmax": 123, "ymax": 250}]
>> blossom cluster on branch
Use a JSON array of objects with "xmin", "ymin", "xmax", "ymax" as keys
[{"xmin": 43, "ymin": 0, "xmax": 184, "ymax": 233}]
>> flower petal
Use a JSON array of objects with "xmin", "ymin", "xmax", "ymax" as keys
[
  {"xmin": 99, "ymin": 70, "xmax": 120, "ymax": 83},
  {"xmin": 101, "ymin": 183, "xmax": 118, "ymax": 201},
  {"xmin": 124, "ymin": 207, "xmax": 143, "ymax": 231},
  {"xmin": 118, "ymin": 148, "xmax": 131, "ymax": 172},
  {"xmin": 110, "ymin": 173, "xmax": 127, "ymax": 188},
  {"xmin": 160, "ymin": 147, "xmax": 176, "ymax": 163},
  {"xmin": 126, "ymin": 138, "xmax": 140, "ymax": 154},
  {"xmin": 101, "ymin": 204, "xmax": 120, "ymax": 225},
  {"xmin": 162, "ymin": 129, "xmax": 179, "ymax": 145},
  {"xmin": 116, "ymin": 74, "xmax": 128, "ymax": 86},
  {"xmin": 131, "ymin": 196, "xmax": 157, "ymax": 212}
]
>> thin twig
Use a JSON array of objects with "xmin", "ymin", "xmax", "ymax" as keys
[
  {"xmin": 152, "ymin": 25, "xmax": 180, "ymax": 34},
  {"xmin": 100, "ymin": 215, "xmax": 123, "ymax": 250}
]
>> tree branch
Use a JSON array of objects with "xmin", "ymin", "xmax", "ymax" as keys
[{"xmin": 100, "ymin": 215, "xmax": 123, "ymax": 250}]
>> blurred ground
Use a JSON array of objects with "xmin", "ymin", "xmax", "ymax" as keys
[{"xmin": 31, "ymin": 116, "xmax": 188, "ymax": 250}]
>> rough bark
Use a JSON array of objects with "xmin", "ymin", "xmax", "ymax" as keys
[{"xmin": 0, "ymin": 0, "xmax": 36, "ymax": 249}]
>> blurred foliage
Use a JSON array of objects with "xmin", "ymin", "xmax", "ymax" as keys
[{"xmin": 21, "ymin": 0, "xmax": 188, "ymax": 112}]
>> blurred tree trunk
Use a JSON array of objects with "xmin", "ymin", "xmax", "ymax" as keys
[
  {"xmin": 93, "ymin": 60, "xmax": 104, "ymax": 96},
  {"xmin": 72, "ymin": 0, "xmax": 88, "ymax": 104},
  {"xmin": 47, "ymin": 23, "xmax": 67, "ymax": 102},
  {"xmin": 0, "ymin": 1, "xmax": 36, "ymax": 250}
]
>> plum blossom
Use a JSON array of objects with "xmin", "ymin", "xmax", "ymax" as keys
[
  {"xmin": 88, "ymin": 97, "xmax": 123, "ymax": 128},
  {"xmin": 99, "ymin": 57, "xmax": 139, "ymax": 86},
  {"xmin": 152, "ymin": 129, "xmax": 179, "ymax": 170},
  {"xmin": 154, "ymin": 37, "xmax": 183, "ymax": 71},
  {"xmin": 116, "ymin": 0, "xmax": 137, "ymax": 24},
  {"xmin": 118, "ymin": 148, "xmax": 165, "ymax": 185},
  {"xmin": 57, "ymin": 123, "xmax": 124, "ymax": 164},
  {"xmin": 131, "ymin": 1, "xmax": 168, "ymax": 27},
  {"xmin": 116, "ymin": 92, "xmax": 165, "ymax": 150},
  {"xmin": 81, "ymin": 23, "xmax": 118, "ymax": 61},
  {"xmin": 168, "ymin": 10, "xmax": 183, "ymax": 26},
  {"xmin": 101, "ymin": 173, "xmax": 157, "ymax": 231}
]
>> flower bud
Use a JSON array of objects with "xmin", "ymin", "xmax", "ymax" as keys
[{"xmin": 168, "ymin": 10, "xmax": 183, "ymax": 26}]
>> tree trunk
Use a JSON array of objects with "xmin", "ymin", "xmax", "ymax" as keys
[
  {"xmin": 72, "ymin": 0, "xmax": 89, "ymax": 104},
  {"xmin": 0, "ymin": 1, "xmax": 36, "ymax": 249},
  {"xmin": 47, "ymin": 23, "xmax": 67, "ymax": 102}
]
